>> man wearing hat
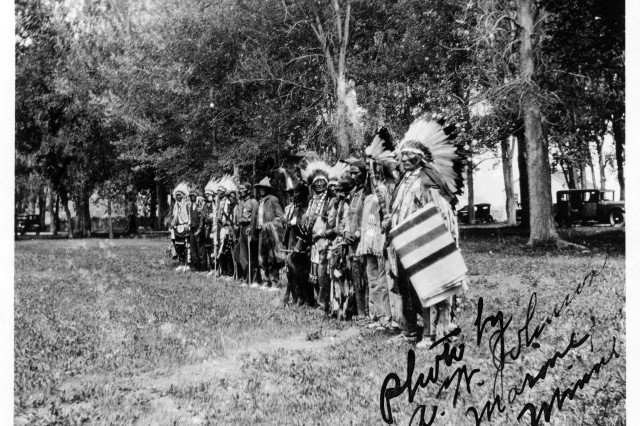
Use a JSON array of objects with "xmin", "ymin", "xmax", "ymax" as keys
[
  {"xmin": 188, "ymin": 187, "xmax": 205, "ymax": 272},
  {"xmin": 253, "ymin": 177, "xmax": 285, "ymax": 291},
  {"xmin": 202, "ymin": 179, "xmax": 218, "ymax": 275},
  {"xmin": 237, "ymin": 182, "xmax": 259, "ymax": 286}
]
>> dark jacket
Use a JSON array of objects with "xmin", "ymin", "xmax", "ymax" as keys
[
  {"xmin": 254, "ymin": 194, "xmax": 285, "ymax": 240},
  {"xmin": 189, "ymin": 202, "xmax": 203, "ymax": 232}
]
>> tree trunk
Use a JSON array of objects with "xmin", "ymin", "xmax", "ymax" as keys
[
  {"xmin": 516, "ymin": 129, "xmax": 530, "ymax": 228},
  {"xmin": 54, "ymin": 194, "xmax": 60, "ymax": 232},
  {"xmin": 108, "ymin": 198, "xmax": 114, "ymax": 239},
  {"xmin": 83, "ymin": 188, "xmax": 92, "ymax": 237},
  {"xmin": 589, "ymin": 157, "xmax": 597, "ymax": 190},
  {"xmin": 579, "ymin": 160, "xmax": 587, "ymax": 189},
  {"xmin": 60, "ymin": 189, "xmax": 74, "ymax": 239},
  {"xmin": 612, "ymin": 114, "xmax": 625, "ymax": 200},
  {"xmin": 310, "ymin": 0, "xmax": 352, "ymax": 159},
  {"xmin": 596, "ymin": 135, "xmax": 607, "ymax": 189},
  {"xmin": 157, "ymin": 181, "xmax": 169, "ymax": 230},
  {"xmin": 501, "ymin": 136, "xmax": 516, "ymax": 225},
  {"xmin": 467, "ymin": 157, "xmax": 475, "ymax": 225},
  {"xmin": 49, "ymin": 186, "xmax": 57, "ymax": 235},
  {"xmin": 128, "ymin": 190, "xmax": 138, "ymax": 234},
  {"xmin": 335, "ymin": 75, "xmax": 350, "ymax": 159},
  {"xmin": 518, "ymin": 0, "xmax": 557, "ymax": 244},
  {"xmin": 38, "ymin": 186, "xmax": 47, "ymax": 230},
  {"xmin": 150, "ymin": 186, "xmax": 157, "ymax": 231},
  {"xmin": 233, "ymin": 165, "xmax": 241, "ymax": 184},
  {"xmin": 571, "ymin": 163, "xmax": 579, "ymax": 189}
]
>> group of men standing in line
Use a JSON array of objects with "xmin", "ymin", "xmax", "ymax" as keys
[{"xmin": 170, "ymin": 117, "xmax": 469, "ymax": 347}]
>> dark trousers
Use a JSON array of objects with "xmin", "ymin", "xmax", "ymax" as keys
[
  {"xmin": 258, "ymin": 230, "xmax": 281, "ymax": 287},
  {"xmin": 239, "ymin": 226, "xmax": 261, "ymax": 283},
  {"xmin": 397, "ymin": 255, "xmax": 424, "ymax": 334},
  {"xmin": 175, "ymin": 236, "xmax": 189, "ymax": 265},
  {"xmin": 204, "ymin": 237, "xmax": 214, "ymax": 270},
  {"xmin": 286, "ymin": 251, "xmax": 312, "ymax": 304},
  {"xmin": 219, "ymin": 250, "xmax": 234, "ymax": 276},
  {"xmin": 351, "ymin": 256, "xmax": 368, "ymax": 317},
  {"xmin": 189, "ymin": 229, "xmax": 205, "ymax": 270},
  {"xmin": 317, "ymin": 268, "xmax": 330, "ymax": 310}
]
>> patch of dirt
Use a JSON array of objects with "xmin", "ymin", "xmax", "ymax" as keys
[
  {"xmin": 141, "ymin": 326, "xmax": 361, "ymax": 390},
  {"xmin": 58, "ymin": 326, "xmax": 362, "ymax": 424}
]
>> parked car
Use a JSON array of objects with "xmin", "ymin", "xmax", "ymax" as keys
[
  {"xmin": 457, "ymin": 203, "xmax": 494, "ymax": 224},
  {"xmin": 555, "ymin": 189, "xmax": 624, "ymax": 227},
  {"xmin": 15, "ymin": 214, "xmax": 41, "ymax": 235}
]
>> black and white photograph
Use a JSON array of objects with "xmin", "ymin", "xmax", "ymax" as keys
[{"xmin": 8, "ymin": 0, "xmax": 635, "ymax": 424}]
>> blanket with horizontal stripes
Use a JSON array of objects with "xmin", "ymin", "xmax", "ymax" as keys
[{"xmin": 389, "ymin": 202, "xmax": 467, "ymax": 308}]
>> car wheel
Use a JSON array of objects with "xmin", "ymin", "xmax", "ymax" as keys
[
  {"xmin": 487, "ymin": 215, "xmax": 494, "ymax": 223},
  {"xmin": 609, "ymin": 211, "xmax": 625, "ymax": 227}
]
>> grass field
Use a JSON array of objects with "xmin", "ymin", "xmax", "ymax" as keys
[{"xmin": 15, "ymin": 227, "xmax": 625, "ymax": 425}]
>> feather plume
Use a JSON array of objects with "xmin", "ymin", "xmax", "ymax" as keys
[
  {"xmin": 301, "ymin": 160, "xmax": 331, "ymax": 185},
  {"xmin": 328, "ymin": 162, "xmax": 349, "ymax": 183},
  {"xmin": 218, "ymin": 174, "xmax": 237, "ymax": 192},
  {"xmin": 399, "ymin": 118, "xmax": 466, "ymax": 195},
  {"xmin": 365, "ymin": 127, "xmax": 396, "ymax": 163},
  {"xmin": 278, "ymin": 167, "xmax": 296, "ymax": 190},
  {"xmin": 173, "ymin": 182, "xmax": 189, "ymax": 197},
  {"xmin": 204, "ymin": 177, "xmax": 220, "ymax": 195}
]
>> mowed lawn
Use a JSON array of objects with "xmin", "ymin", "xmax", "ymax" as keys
[{"xmin": 15, "ymin": 228, "xmax": 625, "ymax": 425}]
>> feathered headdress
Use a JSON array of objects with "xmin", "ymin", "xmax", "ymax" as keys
[
  {"xmin": 365, "ymin": 127, "xmax": 396, "ymax": 164},
  {"xmin": 328, "ymin": 162, "xmax": 350, "ymax": 185},
  {"xmin": 204, "ymin": 177, "xmax": 220, "ymax": 195},
  {"xmin": 173, "ymin": 182, "xmax": 189, "ymax": 198},
  {"xmin": 278, "ymin": 167, "xmax": 296, "ymax": 191},
  {"xmin": 301, "ymin": 160, "xmax": 331, "ymax": 186},
  {"xmin": 216, "ymin": 174, "xmax": 237, "ymax": 193},
  {"xmin": 399, "ymin": 117, "xmax": 466, "ymax": 195}
]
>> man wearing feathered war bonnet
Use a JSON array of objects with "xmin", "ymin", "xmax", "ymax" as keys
[
  {"xmin": 188, "ymin": 187, "xmax": 206, "ymax": 272},
  {"xmin": 203, "ymin": 178, "xmax": 219, "ymax": 276},
  {"xmin": 171, "ymin": 183, "xmax": 191, "ymax": 272},
  {"xmin": 301, "ymin": 161, "xmax": 333, "ymax": 312},
  {"xmin": 216, "ymin": 176, "xmax": 238, "ymax": 279},
  {"xmin": 254, "ymin": 177, "xmax": 286, "ymax": 291},
  {"xmin": 385, "ymin": 117, "xmax": 468, "ymax": 348}
]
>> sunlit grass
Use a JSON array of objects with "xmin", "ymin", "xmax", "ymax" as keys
[{"xmin": 15, "ymin": 230, "xmax": 625, "ymax": 425}]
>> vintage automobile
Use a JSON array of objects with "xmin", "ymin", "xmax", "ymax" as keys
[
  {"xmin": 555, "ymin": 189, "xmax": 624, "ymax": 227},
  {"xmin": 15, "ymin": 214, "xmax": 41, "ymax": 235},
  {"xmin": 457, "ymin": 203, "xmax": 494, "ymax": 224}
]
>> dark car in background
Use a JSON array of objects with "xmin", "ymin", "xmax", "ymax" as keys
[
  {"xmin": 555, "ymin": 189, "xmax": 624, "ymax": 227},
  {"xmin": 15, "ymin": 214, "xmax": 41, "ymax": 235},
  {"xmin": 457, "ymin": 203, "xmax": 494, "ymax": 224}
]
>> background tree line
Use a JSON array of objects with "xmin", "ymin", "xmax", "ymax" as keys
[{"xmin": 15, "ymin": 0, "xmax": 624, "ymax": 244}]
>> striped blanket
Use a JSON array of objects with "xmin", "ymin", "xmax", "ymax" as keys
[{"xmin": 389, "ymin": 202, "xmax": 467, "ymax": 308}]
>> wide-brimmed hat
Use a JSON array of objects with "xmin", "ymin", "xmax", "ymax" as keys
[
  {"xmin": 254, "ymin": 177, "xmax": 274, "ymax": 190},
  {"xmin": 189, "ymin": 188, "xmax": 200, "ymax": 197}
]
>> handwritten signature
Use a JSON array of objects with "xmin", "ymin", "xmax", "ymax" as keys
[{"xmin": 380, "ymin": 257, "xmax": 621, "ymax": 425}]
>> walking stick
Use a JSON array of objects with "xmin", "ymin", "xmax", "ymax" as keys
[{"xmin": 248, "ymin": 233, "xmax": 252, "ymax": 284}]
